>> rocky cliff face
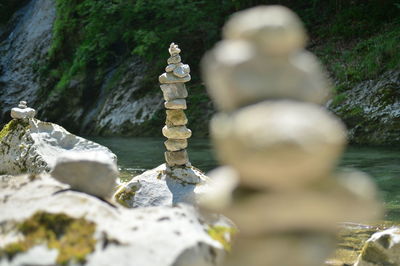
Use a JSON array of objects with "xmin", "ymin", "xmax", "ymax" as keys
[
  {"xmin": 0, "ymin": 0, "xmax": 163, "ymax": 137},
  {"xmin": 0, "ymin": 0, "xmax": 55, "ymax": 124},
  {"xmin": 328, "ymin": 70, "xmax": 400, "ymax": 145}
]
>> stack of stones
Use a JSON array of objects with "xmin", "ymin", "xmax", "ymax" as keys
[
  {"xmin": 201, "ymin": 6, "xmax": 382, "ymax": 266},
  {"xmin": 11, "ymin": 101, "xmax": 36, "ymax": 119},
  {"xmin": 159, "ymin": 43, "xmax": 192, "ymax": 167}
]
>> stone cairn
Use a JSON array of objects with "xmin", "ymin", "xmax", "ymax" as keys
[
  {"xmin": 11, "ymin": 101, "xmax": 36, "ymax": 119},
  {"xmin": 159, "ymin": 43, "xmax": 192, "ymax": 167},
  {"xmin": 201, "ymin": 6, "xmax": 382, "ymax": 266}
]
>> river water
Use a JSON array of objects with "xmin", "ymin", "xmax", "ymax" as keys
[{"xmin": 91, "ymin": 137, "xmax": 400, "ymax": 220}]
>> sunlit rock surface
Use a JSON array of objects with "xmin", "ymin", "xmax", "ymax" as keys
[
  {"xmin": 114, "ymin": 164, "xmax": 212, "ymax": 208},
  {"xmin": 0, "ymin": 174, "xmax": 230, "ymax": 266},
  {"xmin": 0, "ymin": 118, "xmax": 116, "ymax": 175},
  {"xmin": 354, "ymin": 227, "xmax": 400, "ymax": 266},
  {"xmin": 328, "ymin": 70, "xmax": 400, "ymax": 145}
]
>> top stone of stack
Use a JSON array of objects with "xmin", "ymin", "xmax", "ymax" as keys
[
  {"xmin": 201, "ymin": 6, "xmax": 331, "ymax": 111},
  {"xmin": 159, "ymin": 43, "xmax": 191, "ymax": 84}
]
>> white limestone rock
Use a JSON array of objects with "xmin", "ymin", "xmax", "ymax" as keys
[
  {"xmin": 355, "ymin": 227, "xmax": 400, "ymax": 266},
  {"xmin": 162, "ymin": 125, "xmax": 192, "ymax": 139},
  {"xmin": 210, "ymin": 100, "xmax": 346, "ymax": 190},
  {"xmin": 169, "ymin": 43, "xmax": 181, "ymax": 56},
  {"xmin": 160, "ymin": 83, "xmax": 188, "ymax": 101},
  {"xmin": 10, "ymin": 101, "xmax": 36, "ymax": 119},
  {"xmin": 0, "ymin": 174, "xmax": 229, "ymax": 266},
  {"xmin": 114, "ymin": 164, "xmax": 211, "ymax": 208},
  {"xmin": 0, "ymin": 118, "xmax": 117, "ymax": 175},
  {"xmin": 164, "ymin": 99, "xmax": 187, "ymax": 110},
  {"xmin": 51, "ymin": 151, "xmax": 118, "ymax": 198}
]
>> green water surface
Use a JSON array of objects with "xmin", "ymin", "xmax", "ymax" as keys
[{"xmin": 91, "ymin": 137, "xmax": 400, "ymax": 220}]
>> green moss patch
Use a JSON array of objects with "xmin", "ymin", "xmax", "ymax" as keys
[
  {"xmin": 114, "ymin": 185, "xmax": 138, "ymax": 208},
  {"xmin": 0, "ymin": 212, "xmax": 96, "ymax": 265},
  {"xmin": 207, "ymin": 226, "xmax": 236, "ymax": 252},
  {"xmin": 0, "ymin": 120, "xmax": 28, "ymax": 141}
]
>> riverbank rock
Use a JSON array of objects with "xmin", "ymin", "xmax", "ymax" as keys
[
  {"xmin": 114, "ymin": 164, "xmax": 211, "ymax": 208},
  {"xmin": 354, "ymin": 227, "xmax": 400, "ymax": 266},
  {"xmin": 51, "ymin": 151, "xmax": 118, "ymax": 199},
  {"xmin": 0, "ymin": 118, "xmax": 117, "ymax": 175},
  {"xmin": 328, "ymin": 70, "xmax": 400, "ymax": 145},
  {"xmin": 0, "ymin": 173, "xmax": 231, "ymax": 266}
]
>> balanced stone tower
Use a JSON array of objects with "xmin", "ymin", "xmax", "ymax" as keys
[
  {"xmin": 201, "ymin": 6, "xmax": 382, "ymax": 266},
  {"xmin": 159, "ymin": 43, "xmax": 192, "ymax": 167}
]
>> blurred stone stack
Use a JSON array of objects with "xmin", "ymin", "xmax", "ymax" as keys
[
  {"xmin": 201, "ymin": 5, "xmax": 382, "ymax": 266},
  {"xmin": 159, "ymin": 43, "xmax": 192, "ymax": 167}
]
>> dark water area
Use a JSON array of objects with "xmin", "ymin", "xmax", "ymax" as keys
[{"xmin": 90, "ymin": 137, "xmax": 400, "ymax": 220}]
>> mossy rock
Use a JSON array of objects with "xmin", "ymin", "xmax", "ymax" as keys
[{"xmin": 0, "ymin": 211, "xmax": 96, "ymax": 265}]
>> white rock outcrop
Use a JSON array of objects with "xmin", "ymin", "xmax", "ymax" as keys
[
  {"xmin": 114, "ymin": 164, "xmax": 211, "ymax": 208},
  {"xmin": 0, "ymin": 174, "xmax": 230, "ymax": 266},
  {"xmin": 355, "ymin": 227, "xmax": 400, "ymax": 266},
  {"xmin": 0, "ymin": 118, "xmax": 117, "ymax": 175}
]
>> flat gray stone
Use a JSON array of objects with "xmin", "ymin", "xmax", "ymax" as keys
[
  {"xmin": 51, "ymin": 151, "xmax": 118, "ymax": 198},
  {"xmin": 164, "ymin": 99, "xmax": 187, "ymax": 110}
]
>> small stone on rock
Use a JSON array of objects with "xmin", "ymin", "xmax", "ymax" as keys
[
  {"xmin": 173, "ymin": 64, "xmax": 190, "ymax": 78},
  {"xmin": 50, "ymin": 151, "xmax": 118, "ymax": 198}
]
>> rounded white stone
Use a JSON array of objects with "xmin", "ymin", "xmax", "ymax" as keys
[
  {"xmin": 51, "ymin": 151, "xmax": 118, "ymax": 198},
  {"xmin": 11, "ymin": 107, "xmax": 36, "ymax": 119},
  {"xmin": 210, "ymin": 100, "xmax": 347, "ymax": 190},
  {"xmin": 202, "ymin": 42, "xmax": 330, "ymax": 111},
  {"xmin": 223, "ymin": 5, "xmax": 307, "ymax": 55},
  {"xmin": 159, "ymin": 72, "xmax": 191, "ymax": 84},
  {"xmin": 164, "ymin": 139, "xmax": 188, "ymax": 151}
]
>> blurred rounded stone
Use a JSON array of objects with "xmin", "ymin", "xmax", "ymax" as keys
[
  {"xmin": 225, "ymin": 233, "xmax": 335, "ymax": 266},
  {"xmin": 165, "ymin": 150, "xmax": 189, "ymax": 166},
  {"xmin": 164, "ymin": 99, "xmax": 187, "ymax": 110},
  {"xmin": 210, "ymin": 100, "xmax": 347, "ymax": 189},
  {"xmin": 202, "ymin": 43, "xmax": 330, "ymax": 111},
  {"xmin": 50, "ymin": 151, "xmax": 118, "ymax": 198},
  {"xmin": 164, "ymin": 139, "xmax": 188, "ymax": 152},
  {"xmin": 160, "ymin": 83, "xmax": 188, "ymax": 101},
  {"xmin": 219, "ymin": 171, "xmax": 382, "ymax": 235},
  {"xmin": 162, "ymin": 125, "xmax": 192, "ymax": 139},
  {"xmin": 223, "ymin": 5, "xmax": 307, "ymax": 55},
  {"xmin": 166, "ymin": 109, "xmax": 188, "ymax": 126}
]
